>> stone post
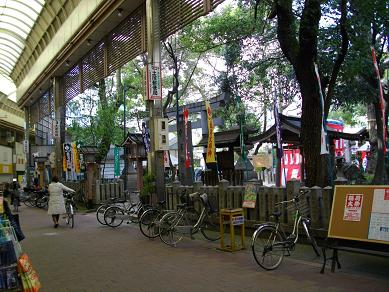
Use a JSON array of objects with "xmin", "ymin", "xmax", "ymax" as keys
[{"xmin": 218, "ymin": 179, "xmax": 229, "ymax": 210}]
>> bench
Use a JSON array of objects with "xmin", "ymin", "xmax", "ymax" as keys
[{"xmin": 321, "ymin": 238, "xmax": 389, "ymax": 273}]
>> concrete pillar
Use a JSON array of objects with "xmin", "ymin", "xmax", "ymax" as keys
[
  {"xmin": 53, "ymin": 76, "xmax": 65, "ymax": 180},
  {"xmin": 146, "ymin": 0, "xmax": 165, "ymax": 202}
]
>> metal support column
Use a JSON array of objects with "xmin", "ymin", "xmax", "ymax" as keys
[
  {"xmin": 53, "ymin": 77, "xmax": 65, "ymax": 180},
  {"xmin": 24, "ymin": 107, "xmax": 31, "ymax": 187},
  {"xmin": 146, "ymin": 0, "xmax": 165, "ymax": 201}
]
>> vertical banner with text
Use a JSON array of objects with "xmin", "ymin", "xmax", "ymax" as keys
[
  {"xmin": 205, "ymin": 101, "xmax": 216, "ymax": 163},
  {"xmin": 183, "ymin": 108, "xmax": 191, "ymax": 169},
  {"xmin": 146, "ymin": 63, "xmax": 162, "ymax": 100}
]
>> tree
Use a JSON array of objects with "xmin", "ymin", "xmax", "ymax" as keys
[{"xmin": 249, "ymin": 0, "xmax": 350, "ymax": 186}]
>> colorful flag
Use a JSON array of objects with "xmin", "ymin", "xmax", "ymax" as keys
[
  {"xmin": 274, "ymin": 103, "xmax": 283, "ymax": 158},
  {"xmin": 205, "ymin": 101, "xmax": 216, "ymax": 163},
  {"xmin": 314, "ymin": 63, "xmax": 329, "ymax": 155},
  {"xmin": 183, "ymin": 108, "xmax": 191, "ymax": 169},
  {"xmin": 371, "ymin": 47, "xmax": 387, "ymax": 154}
]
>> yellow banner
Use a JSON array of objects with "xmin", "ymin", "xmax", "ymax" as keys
[
  {"xmin": 72, "ymin": 143, "xmax": 81, "ymax": 173},
  {"xmin": 63, "ymin": 144, "xmax": 67, "ymax": 171},
  {"xmin": 205, "ymin": 101, "xmax": 216, "ymax": 163}
]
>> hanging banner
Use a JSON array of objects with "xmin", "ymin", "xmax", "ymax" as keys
[
  {"xmin": 72, "ymin": 143, "xmax": 81, "ymax": 173},
  {"xmin": 63, "ymin": 143, "xmax": 72, "ymax": 172},
  {"xmin": 314, "ymin": 63, "xmax": 329, "ymax": 155},
  {"xmin": 183, "ymin": 108, "xmax": 191, "ymax": 169},
  {"xmin": 371, "ymin": 47, "xmax": 387, "ymax": 154},
  {"xmin": 142, "ymin": 121, "xmax": 151, "ymax": 153},
  {"xmin": 114, "ymin": 147, "xmax": 120, "ymax": 177},
  {"xmin": 205, "ymin": 101, "xmax": 216, "ymax": 163},
  {"xmin": 146, "ymin": 63, "xmax": 162, "ymax": 100},
  {"xmin": 274, "ymin": 103, "xmax": 283, "ymax": 159}
]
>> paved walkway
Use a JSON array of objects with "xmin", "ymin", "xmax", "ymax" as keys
[{"xmin": 15, "ymin": 205, "xmax": 389, "ymax": 292}]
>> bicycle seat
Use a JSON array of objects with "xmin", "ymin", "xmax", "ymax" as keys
[
  {"xmin": 108, "ymin": 197, "xmax": 126, "ymax": 204},
  {"xmin": 271, "ymin": 210, "xmax": 282, "ymax": 219},
  {"xmin": 157, "ymin": 200, "xmax": 166, "ymax": 207}
]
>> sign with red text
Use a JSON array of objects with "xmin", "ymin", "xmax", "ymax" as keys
[{"xmin": 343, "ymin": 194, "xmax": 363, "ymax": 221}]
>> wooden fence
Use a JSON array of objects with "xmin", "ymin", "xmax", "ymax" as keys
[{"xmin": 166, "ymin": 179, "xmax": 334, "ymax": 235}]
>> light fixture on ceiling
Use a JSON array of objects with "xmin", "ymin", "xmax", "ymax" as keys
[
  {"xmin": 39, "ymin": 88, "xmax": 42, "ymax": 93},
  {"xmin": 86, "ymin": 38, "xmax": 92, "ymax": 46},
  {"xmin": 117, "ymin": 8, "xmax": 123, "ymax": 17},
  {"xmin": 65, "ymin": 60, "xmax": 70, "ymax": 67}
]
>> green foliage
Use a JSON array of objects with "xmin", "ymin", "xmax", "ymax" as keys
[
  {"xmin": 141, "ymin": 172, "xmax": 155, "ymax": 198},
  {"xmin": 328, "ymin": 104, "xmax": 367, "ymax": 127}
]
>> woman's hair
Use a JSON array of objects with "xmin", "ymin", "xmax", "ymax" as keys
[{"xmin": 52, "ymin": 176, "xmax": 59, "ymax": 183}]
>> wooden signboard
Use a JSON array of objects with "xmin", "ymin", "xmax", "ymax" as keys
[{"xmin": 328, "ymin": 185, "xmax": 389, "ymax": 245}]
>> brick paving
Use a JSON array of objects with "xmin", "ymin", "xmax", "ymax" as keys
[{"xmin": 15, "ymin": 205, "xmax": 389, "ymax": 292}]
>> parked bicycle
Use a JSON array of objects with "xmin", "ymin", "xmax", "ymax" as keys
[
  {"xmin": 158, "ymin": 192, "xmax": 220, "ymax": 246},
  {"xmin": 139, "ymin": 200, "xmax": 168, "ymax": 238},
  {"xmin": 96, "ymin": 197, "xmax": 129, "ymax": 226},
  {"xmin": 251, "ymin": 189, "xmax": 320, "ymax": 270},
  {"xmin": 64, "ymin": 192, "xmax": 75, "ymax": 228},
  {"xmin": 103, "ymin": 196, "xmax": 152, "ymax": 227}
]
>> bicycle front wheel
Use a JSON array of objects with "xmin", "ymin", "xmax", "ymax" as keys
[
  {"xmin": 201, "ymin": 212, "xmax": 221, "ymax": 241},
  {"xmin": 104, "ymin": 206, "xmax": 124, "ymax": 227},
  {"xmin": 159, "ymin": 212, "xmax": 184, "ymax": 246},
  {"xmin": 252, "ymin": 225, "xmax": 285, "ymax": 270},
  {"xmin": 65, "ymin": 204, "xmax": 74, "ymax": 228},
  {"xmin": 139, "ymin": 209, "xmax": 161, "ymax": 238},
  {"xmin": 96, "ymin": 204, "xmax": 108, "ymax": 225}
]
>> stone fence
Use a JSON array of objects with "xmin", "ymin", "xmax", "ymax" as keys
[{"xmin": 166, "ymin": 179, "xmax": 334, "ymax": 235}]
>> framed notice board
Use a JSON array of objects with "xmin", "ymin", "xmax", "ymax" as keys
[{"xmin": 328, "ymin": 185, "xmax": 389, "ymax": 245}]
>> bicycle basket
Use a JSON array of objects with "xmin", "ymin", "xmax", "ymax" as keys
[
  {"xmin": 200, "ymin": 193, "xmax": 215, "ymax": 213},
  {"xmin": 286, "ymin": 196, "xmax": 310, "ymax": 218}
]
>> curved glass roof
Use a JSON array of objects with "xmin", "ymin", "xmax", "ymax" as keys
[{"xmin": 0, "ymin": 0, "xmax": 44, "ymax": 100}]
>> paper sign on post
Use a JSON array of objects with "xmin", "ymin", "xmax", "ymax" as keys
[
  {"xmin": 242, "ymin": 184, "xmax": 257, "ymax": 208},
  {"xmin": 343, "ymin": 194, "xmax": 363, "ymax": 221}
]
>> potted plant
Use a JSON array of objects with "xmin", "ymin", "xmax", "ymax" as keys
[{"xmin": 140, "ymin": 172, "xmax": 155, "ymax": 205}]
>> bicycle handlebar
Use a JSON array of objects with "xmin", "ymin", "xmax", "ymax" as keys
[{"xmin": 274, "ymin": 189, "xmax": 310, "ymax": 206}]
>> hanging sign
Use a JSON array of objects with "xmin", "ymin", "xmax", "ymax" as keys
[
  {"xmin": 52, "ymin": 119, "xmax": 60, "ymax": 138},
  {"xmin": 23, "ymin": 140, "xmax": 29, "ymax": 154},
  {"xmin": 205, "ymin": 101, "xmax": 216, "ymax": 163},
  {"xmin": 114, "ymin": 147, "xmax": 120, "ymax": 177},
  {"xmin": 184, "ymin": 108, "xmax": 191, "ymax": 169},
  {"xmin": 146, "ymin": 63, "xmax": 162, "ymax": 100}
]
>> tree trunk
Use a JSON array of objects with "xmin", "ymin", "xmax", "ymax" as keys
[
  {"xmin": 372, "ymin": 101, "xmax": 386, "ymax": 184},
  {"xmin": 297, "ymin": 64, "xmax": 324, "ymax": 186}
]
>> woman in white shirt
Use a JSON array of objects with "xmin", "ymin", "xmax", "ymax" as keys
[{"xmin": 48, "ymin": 176, "xmax": 75, "ymax": 228}]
